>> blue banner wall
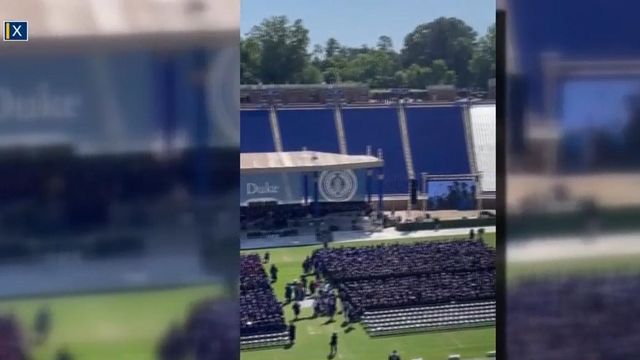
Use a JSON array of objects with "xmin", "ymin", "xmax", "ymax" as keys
[
  {"xmin": 0, "ymin": 53, "xmax": 154, "ymax": 153},
  {"xmin": 0, "ymin": 50, "xmax": 233, "ymax": 154},
  {"xmin": 241, "ymin": 169, "xmax": 368, "ymax": 205}
]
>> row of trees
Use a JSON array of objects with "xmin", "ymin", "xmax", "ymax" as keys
[{"xmin": 241, "ymin": 16, "xmax": 495, "ymax": 89}]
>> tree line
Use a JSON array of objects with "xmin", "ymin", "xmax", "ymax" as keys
[{"xmin": 241, "ymin": 16, "xmax": 495, "ymax": 90}]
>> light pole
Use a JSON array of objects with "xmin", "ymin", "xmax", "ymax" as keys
[{"xmin": 421, "ymin": 172, "xmax": 429, "ymax": 215}]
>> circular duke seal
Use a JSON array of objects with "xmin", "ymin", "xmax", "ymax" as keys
[{"xmin": 319, "ymin": 170, "xmax": 357, "ymax": 202}]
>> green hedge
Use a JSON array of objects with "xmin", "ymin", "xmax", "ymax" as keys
[{"xmin": 509, "ymin": 206, "xmax": 640, "ymax": 239}]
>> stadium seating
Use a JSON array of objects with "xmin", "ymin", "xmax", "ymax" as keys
[
  {"xmin": 312, "ymin": 239, "xmax": 495, "ymax": 281},
  {"xmin": 278, "ymin": 107, "xmax": 339, "ymax": 152},
  {"xmin": 239, "ymin": 331, "xmax": 290, "ymax": 350},
  {"xmin": 469, "ymin": 104, "xmax": 496, "ymax": 192},
  {"xmin": 340, "ymin": 270, "xmax": 495, "ymax": 316},
  {"xmin": 158, "ymin": 298, "xmax": 239, "ymax": 360},
  {"xmin": 241, "ymin": 109, "xmax": 274, "ymax": 152},
  {"xmin": 240, "ymin": 255, "xmax": 288, "ymax": 349},
  {"xmin": 241, "ymin": 103, "xmax": 482, "ymax": 198},
  {"xmin": 241, "ymin": 105, "xmax": 410, "ymax": 194},
  {"xmin": 404, "ymin": 105, "xmax": 470, "ymax": 176},
  {"xmin": 342, "ymin": 106, "xmax": 408, "ymax": 194},
  {"xmin": 508, "ymin": 275, "xmax": 640, "ymax": 359},
  {"xmin": 363, "ymin": 301, "xmax": 496, "ymax": 336}
]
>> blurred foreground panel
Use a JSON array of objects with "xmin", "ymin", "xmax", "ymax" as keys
[
  {"xmin": 0, "ymin": 0, "xmax": 239, "ymax": 359},
  {"xmin": 505, "ymin": 0, "xmax": 640, "ymax": 358}
]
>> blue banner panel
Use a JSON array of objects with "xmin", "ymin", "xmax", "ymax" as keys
[
  {"xmin": 0, "ymin": 54, "xmax": 156, "ymax": 153},
  {"xmin": 241, "ymin": 169, "xmax": 367, "ymax": 205},
  {"xmin": 0, "ymin": 50, "xmax": 234, "ymax": 154}
]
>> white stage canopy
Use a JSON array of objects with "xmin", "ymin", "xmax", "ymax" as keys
[{"xmin": 241, "ymin": 151, "xmax": 383, "ymax": 175}]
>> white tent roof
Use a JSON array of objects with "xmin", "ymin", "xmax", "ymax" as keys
[{"xmin": 241, "ymin": 151, "xmax": 383, "ymax": 175}]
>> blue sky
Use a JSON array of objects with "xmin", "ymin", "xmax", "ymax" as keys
[{"xmin": 241, "ymin": 0, "xmax": 496, "ymax": 51}]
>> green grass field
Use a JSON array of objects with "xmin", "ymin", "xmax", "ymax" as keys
[
  {"xmin": 241, "ymin": 233, "xmax": 497, "ymax": 360},
  {"xmin": 0, "ymin": 285, "xmax": 216, "ymax": 360},
  {"xmin": 0, "ymin": 233, "xmax": 496, "ymax": 360}
]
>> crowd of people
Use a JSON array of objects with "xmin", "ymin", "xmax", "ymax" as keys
[
  {"xmin": 0, "ymin": 308, "xmax": 78, "ymax": 360},
  {"xmin": 341, "ymin": 270, "xmax": 496, "ymax": 315},
  {"xmin": 311, "ymin": 284, "xmax": 341, "ymax": 320},
  {"xmin": 240, "ymin": 255, "xmax": 286, "ymax": 336},
  {"xmin": 1, "ymin": 297, "xmax": 239, "ymax": 360},
  {"xmin": 0, "ymin": 316, "xmax": 26, "ymax": 360},
  {"xmin": 311, "ymin": 239, "xmax": 495, "ymax": 281},
  {"xmin": 236, "ymin": 238, "xmax": 495, "ymax": 355},
  {"xmin": 240, "ymin": 254, "xmax": 271, "ymax": 291},
  {"xmin": 308, "ymin": 239, "xmax": 496, "ymax": 319},
  {"xmin": 507, "ymin": 275, "xmax": 640, "ymax": 359},
  {"xmin": 158, "ymin": 298, "xmax": 239, "ymax": 360}
]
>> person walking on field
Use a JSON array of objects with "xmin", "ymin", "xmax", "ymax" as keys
[
  {"xmin": 292, "ymin": 301, "xmax": 301, "ymax": 320},
  {"xmin": 270, "ymin": 264, "xmax": 278, "ymax": 282},
  {"xmin": 329, "ymin": 332, "xmax": 338, "ymax": 356},
  {"xmin": 288, "ymin": 323, "xmax": 296, "ymax": 344},
  {"xmin": 34, "ymin": 305, "xmax": 51, "ymax": 344},
  {"xmin": 285, "ymin": 284, "xmax": 292, "ymax": 303},
  {"xmin": 309, "ymin": 280, "xmax": 316, "ymax": 296}
]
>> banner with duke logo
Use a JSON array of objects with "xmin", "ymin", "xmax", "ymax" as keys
[
  {"xmin": 241, "ymin": 169, "xmax": 367, "ymax": 205},
  {"xmin": 0, "ymin": 49, "xmax": 236, "ymax": 154},
  {"xmin": 318, "ymin": 169, "xmax": 358, "ymax": 202}
]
